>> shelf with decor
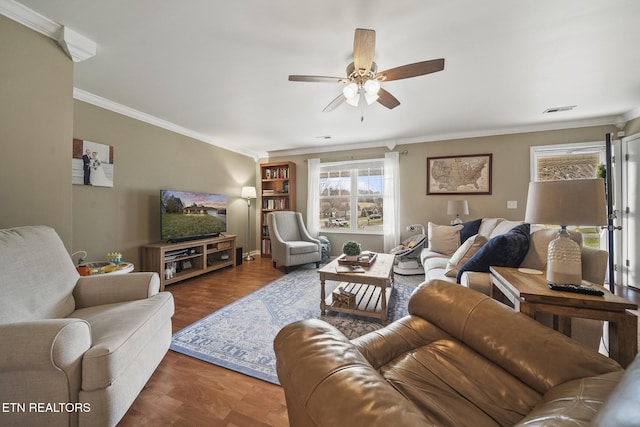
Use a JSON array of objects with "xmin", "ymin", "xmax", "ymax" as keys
[
  {"xmin": 260, "ymin": 161, "xmax": 296, "ymax": 257},
  {"xmin": 141, "ymin": 234, "xmax": 236, "ymax": 290}
]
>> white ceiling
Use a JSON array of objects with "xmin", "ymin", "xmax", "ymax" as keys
[{"xmin": 7, "ymin": 0, "xmax": 640, "ymax": 159}]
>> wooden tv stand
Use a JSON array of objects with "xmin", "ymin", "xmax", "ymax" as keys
[{"xmin": 141, "ymin": 234, "xmax": 236, "ymax": 290}]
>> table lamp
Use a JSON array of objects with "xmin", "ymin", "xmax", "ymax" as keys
[
  {"xmin": 447, "ymin": 200, "xmax": 469, "ymax": 225},
  {"xmin": 524, "ymin": 179, "xmax": 607, "ymax": 285},
  {"xmin": 241, "ymin": 186, "xmax": 257, "ymax": 261}
]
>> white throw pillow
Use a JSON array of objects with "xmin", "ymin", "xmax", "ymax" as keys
[
  {"xmin": 445, "ymin": 234, "xmax": 489, "ymax": 277},
  {"xmin": 428, "ymin": 222, "xmax": 464, "ymax": 256}
]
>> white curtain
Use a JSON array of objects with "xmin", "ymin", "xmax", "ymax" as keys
[
  {"xmin": 307, "ymin": 158, "xmax": 320, "ymax": 237},
  {"xmin": 384, "ymin": 151, "xmax": 400, "ymax": 252}
]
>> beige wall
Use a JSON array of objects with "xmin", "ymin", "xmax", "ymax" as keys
[
  {"xmin": 72, "ymin": 101, "xmax": 257, "ymax": 267},
  {"xmin": 1, "ymin": 16, "xmax": 257, "ymax": 267},
  {"xmin": 266, "ymin": 124, "xmax": 617, "ymax": 255},
  {"xmin": 0, "ymin": 16, "xmax": 74, "ymax": 246},
  {"xmin": 624, "ymin": 116, "xmax": 640, "ymax": 136}
]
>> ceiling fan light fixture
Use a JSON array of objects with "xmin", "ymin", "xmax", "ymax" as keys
[
  {"xmin": 346, "ymin": 95, "xmax": 360, "ymax": 107},
  {"xmin": 363, "ymin": 79, "xmax": 380, "ymax": 95},
  {"xmin": 342, "ymin": 82, "xmax": 359, "ymax": 100},
  {"xmin": 364, "ymin": 92, "xmax": 379, "ymax": 105}
]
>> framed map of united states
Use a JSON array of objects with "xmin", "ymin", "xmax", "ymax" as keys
[{"xmin": 427, "ymin": 154, "xmax": 492, "ymax": 195}]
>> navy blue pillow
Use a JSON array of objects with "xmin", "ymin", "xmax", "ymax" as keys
[
  {"xmin": 456, "ymin": 223, "xmax": 530, "ymax": 283},
  {"xmin": 460, "ymin": 218, "xmax": 482, "ymax": 244}
]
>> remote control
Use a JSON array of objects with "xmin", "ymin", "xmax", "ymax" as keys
[{"xmin": 548, "ymin": 283, "xmax": 604, "ymax": 296}]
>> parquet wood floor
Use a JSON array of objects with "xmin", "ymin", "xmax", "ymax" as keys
[
  {"xmin": 118, "ymin": 256, "xmax": 640, "ymax": 426},
  {"xmin": 118, "ymin": 257, "xmax": 288, "ymax": 427}
]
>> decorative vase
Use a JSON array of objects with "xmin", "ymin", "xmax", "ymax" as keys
[{"xmin": 546, "ymin": 228, "xmax": 582, "ymax": 285}]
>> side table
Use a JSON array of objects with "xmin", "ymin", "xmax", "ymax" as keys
[{"xmin": 489, "ymin": 266, "xmax": 638, "ymax": 368}]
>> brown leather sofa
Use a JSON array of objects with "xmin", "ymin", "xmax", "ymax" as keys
[{"xmin": 274, "ymin": 280, "xmax": 639, "ymax": 426}]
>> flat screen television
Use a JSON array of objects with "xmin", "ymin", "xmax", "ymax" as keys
[{"xmin": 160, "ymin": 189, "xmax": 227, "ymax": 242}]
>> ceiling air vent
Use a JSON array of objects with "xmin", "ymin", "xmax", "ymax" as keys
[{"xmin": 543, "ymin": 105, "xmax": 577, "ymax": 114}]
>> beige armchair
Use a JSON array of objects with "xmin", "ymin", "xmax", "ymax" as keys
[
  {"xmin": 0, "ymin": 226, "xmax": 174, "ymax": 427},
  {"xmin": 267, "ymin": 211, "xmax": 321, "ymax": 273}
]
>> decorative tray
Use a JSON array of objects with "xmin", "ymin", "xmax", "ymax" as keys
[{"xmin": 337, "ymin": 251, "xmax": 377, "ymax": 266}]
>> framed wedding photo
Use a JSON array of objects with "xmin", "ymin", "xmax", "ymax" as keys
[
  {"xmin": 426, "ymin": 153, "xmax": 492, "ymax": 195},
  {"xmin": 72, "ymin": 138, "xmax": 114, "ymax": 187}
]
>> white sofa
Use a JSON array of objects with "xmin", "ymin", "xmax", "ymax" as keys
[
  {"xmin": 419, "ymin": 218, "xmax": 609, "ymax": 350},
  {"xmin": 420, "ymin": 218, "xmax": 608, "ymax": 292},
  {"xmin": 0, "ymin": 226, "xmax": 175, "ymax": 427}
]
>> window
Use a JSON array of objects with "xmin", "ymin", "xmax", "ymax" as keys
[
  {"xmin": 530, "ymin": 142, "xmax": 606, "ymax": 249},
  {"xmin": 318, "ymin": 159, "xmax": 385, "ymax": 233}
]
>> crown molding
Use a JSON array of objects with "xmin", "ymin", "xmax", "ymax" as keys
[
  {"xmin": 0, "ymin": 0, "xmax": 58, "ymax": 38},
  {"xmin": 0, "ymin": 0, "xmax": 95, "ymax": 62},
  {"xmin": 73, "ymin": 88, "xmax": 260, "ymax": 159},
  {"xmin": 58, "ymin": 26, "xmax": 96, "ymax": 62},
  {"xmin": 266, "ymin": 115, "xmax": 624, "ymax": 158},
  {"xmin": 621, "ymin": 106, "xmax": 640, "ymax": 123}
]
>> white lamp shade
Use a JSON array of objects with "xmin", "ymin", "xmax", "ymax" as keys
[
  {"xmin": 342, "ymin": 83, "xmax": 358, "ymax": 99},
  {"xmin": 241, "ymin": 186, "xmax": 257, "ymax": 199},
  {"xmin": 525, "ymin": 179, "xmax": 607, "ymax": 226},
  {"xmin": 363, "ymin": 79, "xmax": 380, "ymax": 95},
  {"xmin": 447, "ymin": 200, "xmax": 469, "ymax": 216}
]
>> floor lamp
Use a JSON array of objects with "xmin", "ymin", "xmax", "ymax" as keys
[{"xmin": 241, "ymin": 186, "xmax": 257, "ymax": 261}]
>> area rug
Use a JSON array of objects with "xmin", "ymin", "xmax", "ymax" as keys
[{"xmin": 170, "ymin": 264, "xmax": 424, "ymax": 385}]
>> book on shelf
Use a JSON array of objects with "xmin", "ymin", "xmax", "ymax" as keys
[{"xmin": 336, "ymin": 265, "xmax": 365, "ymax": 273}]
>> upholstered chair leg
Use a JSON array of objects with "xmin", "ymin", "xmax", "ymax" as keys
[{"xmin": 316, "ymin": 262, "xmax": 320, "ymax": 268}]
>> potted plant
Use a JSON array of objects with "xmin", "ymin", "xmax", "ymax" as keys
[{"xmin": 342, "ymin": 240, "xmax": 361, "ymax": 261}]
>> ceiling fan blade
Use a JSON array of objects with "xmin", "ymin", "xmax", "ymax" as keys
[
  {"xmin": 289, "ymin": 75, "xmax": 344, "ymax": 83},
  {"xmin": 377, "ymin": 88, "xmax": 400, "ymax": 109},
  {"xmin": 322, "ymin": 93, "xmax": 347, "ymax": 112},
  {"xmin": 377, "ymin": 58, "xmax": 445, "ymax": 82},
  {"xmin": 353, "ymin": 28, "xmax": 375, "ymax": 74}
]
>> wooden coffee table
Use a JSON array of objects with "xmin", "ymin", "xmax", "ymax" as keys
[
  {"xmin": 318, "ymin": 253, "xmax": 395, "ymax": 324},
  {"xmin": 490, "ymin": 266, "xmax": 638, "ymax": 368}
]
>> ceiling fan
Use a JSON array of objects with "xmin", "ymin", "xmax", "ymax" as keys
[{"xmin": 289, "ymin": 28, "xmax": 445, "ymax": 114}]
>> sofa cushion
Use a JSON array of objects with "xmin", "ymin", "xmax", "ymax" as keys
[
  {"xmin": 460, "ymin": 218, "xmax": 482, "ymax": 244},
  {"xmin": 424, "ymin": 257, "xmax": 449, "ymax": 270},
  {"xmin": 515, "ymin": 371, "xmax": 623, "ymax": 426},
  {"xmin": 427, "ymin": 222, "xmax": 463, "ymax": 256},
  {"xmin": 489, "ymin": 220, "xmax": 525, "ymax": 239},
  {"xmin": 592, "ymin": 354, "xmax": 640, "ymax": 427},
  {"xmin": 456, "ymin": 223, "xmax": 531, "ymax": 283},
  {"xmin": 382, "ymin": 337, "xmax": 541, "ymax": 427},
  {"xmin": 477, "ymin": 217, "xmax": 506, "ymax": 236},
  {"xmin": 0, "ymin": 226, "xmax": 78, "ymax": 323},
  {"xmin": 288, "ymin": 241, "xmax": 319, "ymax": 255},
  {"xmin": 445, "ymin": 234, "xmax": 488, "ymax": 277}
]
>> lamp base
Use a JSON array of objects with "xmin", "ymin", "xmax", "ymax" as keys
[
  {"xmin": 546, "ymin": 227, "xmax": 582, "ymax": 285},
  {"xmin": 243, "ymin": 254, "xmax": 255, "ymax": 261}
]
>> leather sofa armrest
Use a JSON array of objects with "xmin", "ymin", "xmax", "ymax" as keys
[
  {"xmin": 274, "ymin": 319, "xmax": 432, "ymax": 427},
  {"xmin": 592, "ymin": 354, "xmax": 640, "ymax": 427},
  {"xmin": 73, "ymin": 272, "xmax": 160, "ymax": 308},
  {"xmin": 459, "ymin": 271, "xmax": 492, "ymax": 295},
  {"xmin": 409, "ymin": 281, "xmax": 622, "ymax": 393}
]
